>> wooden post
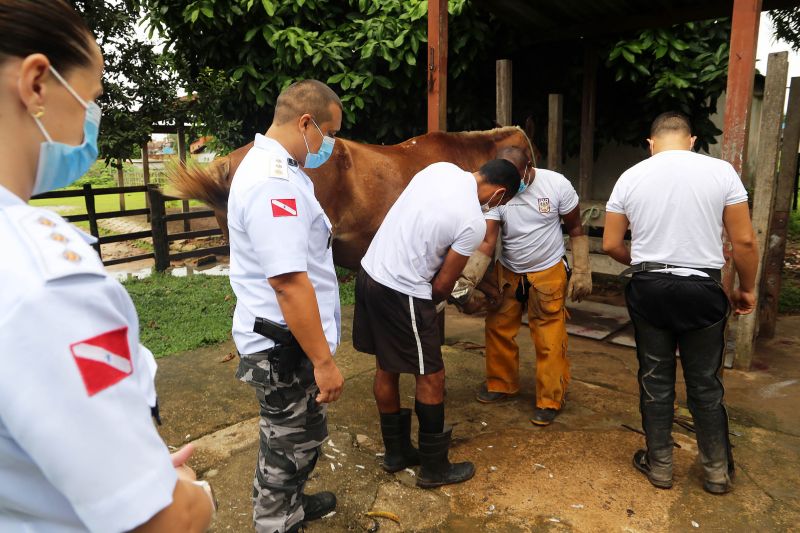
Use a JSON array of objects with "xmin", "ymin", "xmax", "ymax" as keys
[
  {"xmin": 177, "ymin": 125, "xmax": 191, "ymax": 232},
  {"xmin": 115, "ymin": 159, "xmax": 126, "ymax": 212},
  {"xmin": 548, "ymin": 93, "xmax": 564, "ymax": 172},
  {"xmin": 496, "ymin": 60, "xmax": 512, "ymax": 127},
  {"xmin": 720, "ymin": 0, "xmax": 762, "ymax": 296},
  {"xmin": 142, "ymin": 141, "xmax": 151, "ymax": 222},
  {"xmin": 759, "ymin": 76, "xmax": 800, "ymax": 338},
  {"xmin": 578, "ymin": 46, "xmax": 597, "ymax": 201},
  {"xmin": 83, "ymin": 183, "xmax": 100, "ymax": 257},
  {"xmin": 733, "ymin": 52, "xmax": 789, "ymax": 370},
  {"xmin": 427, "ymin": 0, "xmax": 447, "ymax": 133},
  {"xmin": 148, "ymin": 184, "xmax": 170, "ymax": 272}
]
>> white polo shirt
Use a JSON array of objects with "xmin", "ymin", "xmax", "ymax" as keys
[
  {"xmin": 486, "ymin": 168, "xmax": 579, "ymax": 274},
  {"xmin": 0, "ymin": 186, "xmax": 175, "ymax": 532},
  {"xmin": 606, "ymin": 150, "xmax": 748, "ymax": 269},
  {"xmin": 228, "ymin": 134, "xmax": 341, "ymax": 355},
  {"xmin": 361, "ymin": 162, "xmax": 486, "ymax": 299}
]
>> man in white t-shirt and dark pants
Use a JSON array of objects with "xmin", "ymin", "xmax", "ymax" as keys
[
  {"xmin": 354, "ymin": 160, "xmax": 521, "ymax": 489},
  {"xmin": 603, "ymin": 112, "xmax": 758, "ymax": 495},
  {"xmin": 469, "ymin": 147, "xmax": 592, "ymax": 427}
]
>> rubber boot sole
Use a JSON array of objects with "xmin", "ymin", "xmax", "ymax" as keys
[{"xmin": 416, "ymin": 464, "xmax": 475, "ymax": 489}]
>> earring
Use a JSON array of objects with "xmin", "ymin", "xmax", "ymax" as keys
[{"xmin": 32, "ymin": 107, "xmax": 45, "ymax": 119}]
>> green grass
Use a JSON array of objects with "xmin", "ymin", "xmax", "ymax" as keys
[
  {"xmin": 779, "ymin": 277, "xmax": 800, "ymax": 314},
  {"xmin": 125, "ymin": 269, "xmax": 357, "ymax": 357}
]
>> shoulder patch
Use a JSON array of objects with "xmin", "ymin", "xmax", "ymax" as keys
[{"xmin": 9, "ymin": 208, "xmax": 105, "ymax": 282}]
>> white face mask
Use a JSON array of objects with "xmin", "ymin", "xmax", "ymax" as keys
[{"xmin": 480, "ymin": 188, "xmax": 505, "ymax": 214}]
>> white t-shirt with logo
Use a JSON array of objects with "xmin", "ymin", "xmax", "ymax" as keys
[
  {"xmin": 228, "ymin": 134, "xmax": 341, "ymax": 355},
  {"xmin": 486, "ymin": 168, "xmax": 579, "ymax": 273},
  {"xmin": 606, "ymin": 150, "xmax": 748, "ymax": 269},
  {"xmin": 361, "ymin": 162, "xmax": 486, "ymax": 299}
]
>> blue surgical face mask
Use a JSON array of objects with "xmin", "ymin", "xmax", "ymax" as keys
[
  {"xmin": 31, "ymin": 66, "xmax": 101, "ymax": 195},
  {"xmin": 302, "ymin": 117, "xmax": 335, "ymax": 169},
  {"xmin": 517, "ymin": 163, "xmax": 534, "ymax": 194}
]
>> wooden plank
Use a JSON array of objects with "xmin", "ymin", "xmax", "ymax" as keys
[
  {"xmin": 98, "ymin": 230, "xmax": 153, "ymax": 245},
  {"xmin": 578, "ymin": 46, "xmax": 597, "ymax": 201},
  {"xmin": 94, "ymin": 208, "xmax": 151, "ymax": 220},
  {"xmin": 115, "ymin": 160, "xmax": 126, "ymax": 212},
  {"xmin": 167, "ymin": 228, "xmax": 223, "ymax": 242},
  {"xmin": 759, "ymin": 76, "xmax": 800, "ymax": 338},
  {"xmin": 165, "ymin": 209, "xmax": 216, "ymax": 222},
  {"xmin": 734, "ymin": 51, "xmax": 789, "ymax": 370},
  {"xmin": 168, "ymin": 245, "xmax": 230, "ymax": 262},
  {"xmin": 31, "ymin": 189, "xmax": 88, "ymax": 199},
  {"xmin": 496, "ymin": 60, "xmax": 513, "ymax": 127},
  {"xmin": 83, "ymin": 184, "xmax": 101, "ymax": 256},
  {"xmin": 90, "ymin": 185, "xmax": 148, "ymax": 195},
  {"xmin": 547, "ymin": 93, "xmax": 564, "ymax": 172},
  {"xmin": 427, "ymin": 0, "xmax": 448, "ymax": 132},
  {"xmin": 102, "ymin": 252, "xmax": 155, "ymax": 267},
  {"xmin": 148, "ymin": 185, "xmax": 170, "ymax": 272}
]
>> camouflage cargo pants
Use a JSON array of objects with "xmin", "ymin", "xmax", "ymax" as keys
[{"xmin": 236, "ymin": 350, "xmax": 328, "ymax": 533}]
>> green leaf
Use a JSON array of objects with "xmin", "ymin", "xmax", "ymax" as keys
[
  {"xmin": 261, "ymin": 0, "xmax": 276, "ymax": 16},
  {"xmin": 406, "ymin": 51, "xmax": 416, "ymax": 65},
  {"xmin": 654, "ymin": 46, "xmax": 667, "ymax": 59},
  {"xmin": 327, "ymin": 73, "xmax": 345, "ymax": 84},
  {"xmin": 200, "ymin": 6, "xmax": 213, "ymax": 18},
  {"xmin": 190, "ymin": 9, "xmax": 200, "ymax": 23},
  {"xmin": 244, "ymin": 27, "xmax": 260, "ymax": 42},
  {"xmin": 622, "ymin": 49, "xmax": 635, "ymax": 64}
]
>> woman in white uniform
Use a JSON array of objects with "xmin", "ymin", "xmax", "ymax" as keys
[{"xmin": 0, "ymin": 1, "xmax": 214, "ymax": 531}]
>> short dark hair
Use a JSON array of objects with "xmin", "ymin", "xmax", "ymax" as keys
[
  {"xmin": 650, "ymin": 111, "xmax": 693, "ymax": 137},
  {"xmin": 479, "ymin": 159, "xmax": 521, "ymax": 197},
  {"xmin": 497, "ymin": 146, "xmax": 529, "ymax": 172},
  {"xmin": 273, "ymin": 79, "xmax": 343, "ymax": 125},
  {"xmin": 0, "ymin": 0, "xmax": 94, "ymax": 73}
]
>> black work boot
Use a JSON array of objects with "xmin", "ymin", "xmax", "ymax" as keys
[
  {"xmin": 678, "ymin": 317, "xmax": 734, "ymax": 495},
  {"xmin": 379, "ymin": 408, "xmax": 420, "ymax": 473},
  {"xmin": 416, "ymin": 426, "xmax": 475, "ymax": 488},
  {"xmin": 632, "ymin": 448, "xmax": 673, "ymax": 489},
  {"xmin": 301, "ymin": 491, "xmax": 336, "ymax": 521}
]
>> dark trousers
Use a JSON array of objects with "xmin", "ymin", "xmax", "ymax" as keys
[{"xmin": 625, "ymin": 272, "xmax": 733, "ymax": 481}]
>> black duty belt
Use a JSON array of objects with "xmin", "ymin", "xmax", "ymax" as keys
[{"xmin": 620, "ymin": 262, "xmax": 722, "ymax": 283}]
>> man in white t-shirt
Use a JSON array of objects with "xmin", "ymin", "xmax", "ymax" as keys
[
  {"xmin": 603, "ymin": 111, "xmax": 758, "ymax": 495},
  {"xmin": 354, "ymin": 159, "xmax": 521, "ymax": 489},
  {"xmin": 470, "ymin": 147, "xmax": 592, "ymax": 427}
]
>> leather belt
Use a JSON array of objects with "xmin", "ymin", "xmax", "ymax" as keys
[{"xmin": 620, "ymin": 262, "xmax": 722, "ymax": 283}]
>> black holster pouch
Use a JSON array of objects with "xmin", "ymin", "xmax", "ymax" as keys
[
  {"xmin": 253, "ymin": 317, "xmax": 306, "ymax": 383},
  {"xmin": 515, "ymin": 275, "xmax": 532, "ymax": 303}
]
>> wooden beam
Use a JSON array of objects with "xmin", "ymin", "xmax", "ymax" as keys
[
  {"xmin": 733, "ymin": 51, "xmax": 789, "ymax": 370},
  {"xmin": 578, "ymin": 47, "xmax": 597, "ymax": 201},
  {"xmin": 547, "ymin": 93, "xmax": 564, "ymax": 172},
  {"xmin": 115, "ymin": 160, "xmax": 126, "ymax": 212},
  {"xmin": 141, "ymin": 142, "xmax": 151, "ymax": 220},
  {"xmin": 759, "ymin": 77, "xmax": 800, "ymax": 338},
  {"xmin": 427, "ymin": 0, "xmax": 448, "ymax": 132},
  {"xmin": 496, "ymin": 60, "xmax": 513, "ymax": 127},
  {"xmin": 721, "ymin": 0, "xmax": 762, "ymax": 300}
]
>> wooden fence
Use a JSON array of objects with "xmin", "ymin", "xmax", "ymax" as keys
[{"xmin": 31, "ymin": 183, "xmax": 227, "ymax": 271}]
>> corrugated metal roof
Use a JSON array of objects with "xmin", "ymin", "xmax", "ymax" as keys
[{"xmin": 476, "ymin": 0, "xmax": 800, "ymax": 42}]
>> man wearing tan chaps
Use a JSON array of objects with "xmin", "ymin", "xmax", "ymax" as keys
[{"xmin": 455, "ymin": 147, "xmax": 592, "ymax": 425}]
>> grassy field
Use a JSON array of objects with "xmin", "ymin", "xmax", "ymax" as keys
[{"xmin": 125, "ymin": 269, "xmax": 357, "ymax": 357}]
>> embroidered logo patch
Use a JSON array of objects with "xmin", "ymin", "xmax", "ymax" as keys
[
  {"xmin": 271, "ymin": 198, "xmax": 298, "ymax": 217},
  {"xmin": 538, "ymin": 198, "xmax": 551, "ymax": 213},
  {"xmin": 70, "ymin": 327, "xmax": 133, "ymax": 396}
]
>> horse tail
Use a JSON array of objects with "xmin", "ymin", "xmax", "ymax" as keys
[{"xmin": 167, "ymin": 157, "xmax": 231, "ymax": 211}]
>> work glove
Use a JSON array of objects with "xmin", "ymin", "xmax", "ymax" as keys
[
  {"xmin": 449, "ymin": 250, "xmax": 492, "ymax": 312},
  {"xmin": 567, "ymin": 235, "xmax": 592, "ymax": 302}
]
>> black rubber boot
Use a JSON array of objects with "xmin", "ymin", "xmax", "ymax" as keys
[
  {"xmin": 416, "ymin": 426, "xmax": 475, "ymax": 489},
  {"xmin": 379, "ymin": 409, "xmax": 420, "ymax": 473},
  {"xmin": 301, "ymin": 491, "xmax": 337, "ymax": 521},
  {"xmin": 632, "ymin": 448, "xmax": 673, "ymax": 489},
  {"xmin": 678, "ymin": 317, "xmax": 734, "ymax": 495}
]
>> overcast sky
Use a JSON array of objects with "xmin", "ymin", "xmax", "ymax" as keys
[{"xmin": 756, "ymin": 12, "xmax": 800, "ymax": 90}]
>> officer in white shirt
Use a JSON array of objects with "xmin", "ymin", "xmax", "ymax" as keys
[
  {"xmin": 469, "ymin": 147, "xmax": 592, "ymax": 427},
  {"xmin": 603, "ymin": 112, "xmax": 758, "ymax": 494},
  {"xmin": 227, "ymin": 80, "xmax": 344, "ymax": 533},
  {"xmin": 0, "ymin": 2, "xmax": 214, "ymax": 531},
  {"xmin": 354, "ymin": 159, "xmax": 521, "ymax": 489}
]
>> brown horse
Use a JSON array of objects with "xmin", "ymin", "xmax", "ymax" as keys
[{"xmin": 169, "ymin": 126, "xmax": 534, "ymax": 270}]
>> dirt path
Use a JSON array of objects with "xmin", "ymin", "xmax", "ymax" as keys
[{"xmin": 153, "ymin": 307, "xmax": 800, "ymax": 532}]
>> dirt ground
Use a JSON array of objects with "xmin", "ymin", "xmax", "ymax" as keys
[{"xmin": 154, "ymin": 306, "xmax": 800, "ymax": 533}]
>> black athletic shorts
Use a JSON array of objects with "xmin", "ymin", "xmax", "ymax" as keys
[{"xmin": 353, "ymin": 268, "xmax": 443, "ymax": 375}]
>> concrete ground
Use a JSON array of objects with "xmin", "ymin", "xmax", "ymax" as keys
[{"xmin": 155, "ymin": 306, "xmax": 800, "ymax": 532}]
